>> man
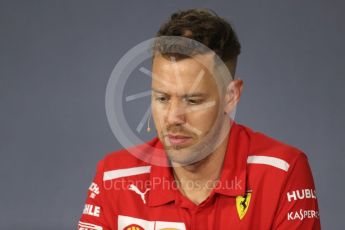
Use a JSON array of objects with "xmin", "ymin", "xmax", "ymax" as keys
[{"xmin": 78, "ymin": 9, "xmax": 320, "ymax": 229}]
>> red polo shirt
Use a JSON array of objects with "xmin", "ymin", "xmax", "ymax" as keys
[{"xmin": 78, "ymin": 122, "xmax": 320, "ymax": 229}]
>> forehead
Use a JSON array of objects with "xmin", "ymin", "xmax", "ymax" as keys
[{"xmin": 151, "ymin": 54, "xmax": 218, "ymax": 94}]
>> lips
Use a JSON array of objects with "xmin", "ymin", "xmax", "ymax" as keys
[{"xmin": 166, "ymin": 134, "xmax": 192, "ymax": 146}]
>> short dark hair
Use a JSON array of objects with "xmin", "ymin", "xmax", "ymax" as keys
[{"xmin": 154, "ymin": 8, "xmax": 241, "ymax": 76}]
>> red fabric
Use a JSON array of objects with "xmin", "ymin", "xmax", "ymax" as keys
[{"xmin": 78, "ymin": 122, "xmax": 320, "ymax": 230}]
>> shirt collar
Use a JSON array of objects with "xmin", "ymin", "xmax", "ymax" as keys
[
  {"xmin": 147, "ymin": 139, "xmax": 176, "ymax": 207},
  {"xmin": 213, "ymin": 121, "xmax": 248, "ymax": 197},
  {"xmin": 147, "ymin": 121, "xmax": 249, "ymax": 207}
]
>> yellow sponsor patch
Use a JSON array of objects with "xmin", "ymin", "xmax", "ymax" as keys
[
  {"xmin": 124, "ymin": 224, "xmax": 144, "ymax": 230},
  {"xmin": 236, "ymin": 192, "xmax": 251, "ymax": 220}
]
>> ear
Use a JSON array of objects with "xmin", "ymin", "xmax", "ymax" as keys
[{"xmin": 224, "ymin": 79, "xmax": 243, "ymax": 114}]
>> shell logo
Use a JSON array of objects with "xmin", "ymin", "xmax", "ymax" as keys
[{"xmin": 123, "ymin": 224, "xmax": 145, "ymax": 230}]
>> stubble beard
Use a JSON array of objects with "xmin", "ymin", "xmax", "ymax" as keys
[{"xmin": 161, "ymin": 117, "xmax": 227, "ymax": 167}]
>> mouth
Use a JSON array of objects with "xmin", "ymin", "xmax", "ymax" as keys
[{"xmin": 165, "ymin": 134, "xmax": 193, "ymax": 147}]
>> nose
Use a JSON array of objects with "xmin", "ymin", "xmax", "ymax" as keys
[{"xmin": 166, "ymin": 99, "xmax": 186, "ymax": 126}]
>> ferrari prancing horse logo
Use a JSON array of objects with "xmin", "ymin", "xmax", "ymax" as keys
[{"xmin": 236, "ymin": 191, "xmax": 252, "ymax": 220}]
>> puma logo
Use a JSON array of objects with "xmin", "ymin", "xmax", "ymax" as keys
[{"xmin": 128, "ymin": 184, "xmax": 150, "ymax": 204}]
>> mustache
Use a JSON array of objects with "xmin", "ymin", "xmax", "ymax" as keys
[{"xmin": 163, "ymin": 125, "xmax": 195, "ymax": 136}]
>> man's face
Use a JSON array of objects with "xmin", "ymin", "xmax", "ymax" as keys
[{"xmin": 151, "ymin": 53, "xmax": 227, "ymax": 166}]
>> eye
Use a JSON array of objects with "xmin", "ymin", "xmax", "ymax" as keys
[
  {"xmin": 155, "ymin": 95, "xmax": 169, "ymax": 103},
  {"xmin": 185, "ymin": 98, "xmax": 204, "ymax": 105}
]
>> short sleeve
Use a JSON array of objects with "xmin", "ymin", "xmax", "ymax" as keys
[
  {"xmin": 272, "ymin": 153, "xmax": 321, "ymax": 229},
  {"xmin": 78, "ymin": 160, "xmax": 111, "ymax": 230}
]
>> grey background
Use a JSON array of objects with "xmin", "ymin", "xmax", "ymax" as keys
[{"xmin": 1, "ymin": 0, "xmax": 344, "ymax": 229}]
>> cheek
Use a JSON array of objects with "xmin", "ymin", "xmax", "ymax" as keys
[
  {"xmin": 151, "ymin": 106, "xmax": 164, "ymax": 129},
  {"xmin": 187, "ymin": 107, "xmax": 219, "ymax": 133}
]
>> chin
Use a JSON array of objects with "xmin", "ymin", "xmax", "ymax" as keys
[{"xmin": 166, "ymin": 147, "xmax": 208, "ymax": 166}]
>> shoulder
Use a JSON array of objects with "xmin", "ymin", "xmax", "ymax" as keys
[
  {"xmin": 96, "ymin": 138, "xmax": 159, "ymax": 182},
  {"xmin": 237, "ymin": 123, "xmax": 308, "ymax": 173},
  {"xmin": 102, "ymin": 148, "xmax": 149, "ymax": 171},
  {"xmin": 236, "ymin": 123, "xmax": 316, "ymax": 197}
]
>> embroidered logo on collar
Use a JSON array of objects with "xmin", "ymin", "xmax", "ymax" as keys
[
  {"xmin": 236, "ymin": 190, "xmax": 252, "ymax": 220},
  {"xmin": 128, "ymin": 184, "xmax": 150, "ymax": 204}
]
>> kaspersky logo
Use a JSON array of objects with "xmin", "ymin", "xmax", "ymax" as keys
[{"xmin": 236, "ymin": 191, "xmax": 252, "ymax": 220}]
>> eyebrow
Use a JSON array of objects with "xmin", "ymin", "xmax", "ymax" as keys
[{"xmin": 151, "ymin": 88, "xmax": 208, "ymax": 97}]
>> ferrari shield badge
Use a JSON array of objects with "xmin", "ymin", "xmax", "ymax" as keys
[{"xmin": 236, "ymin": 191, "xmax": 252, "ymax": 220}]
